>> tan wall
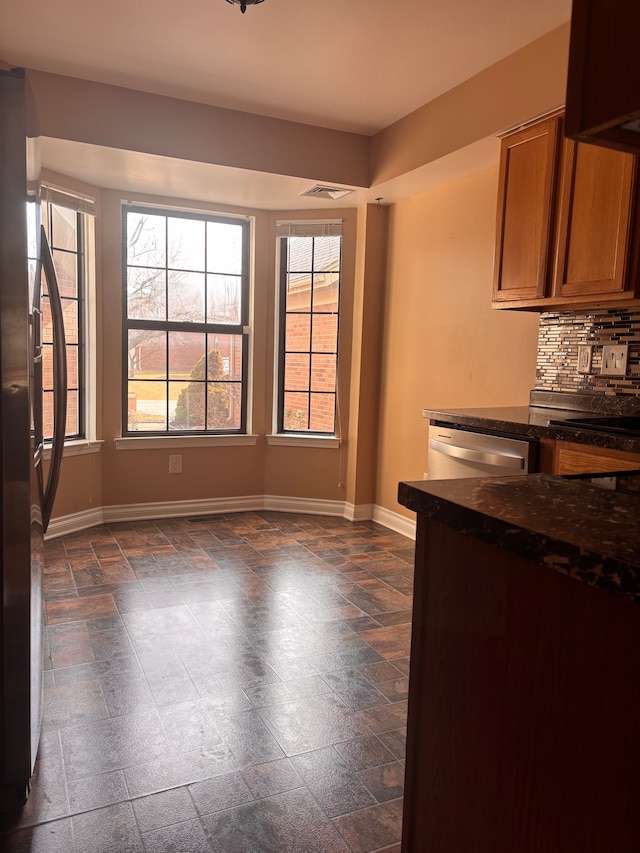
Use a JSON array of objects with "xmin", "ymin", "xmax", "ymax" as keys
[
  {"xmin": 376, "ymin": 166, "xmax": 539, "ymax": 516},
  {"xmin": 27, "ymin": 24, "xmax": 569, "ymax": 198},
  {"xmin": 345, "ymin": 203, "xmax": 389, "ymax": 508},
  {"xmin": 49, "ymin": 451, "xmax": 102, "ymax": 520},
  {"xmin": 371, "ymin": 23, "xmax": 570, "ymax": 186},
  {"xmin": 27, "ymin": 70, "xmax": 371, "ymax": 189}
]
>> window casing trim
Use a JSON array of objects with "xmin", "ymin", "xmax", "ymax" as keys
[{"xmin": 115, "ymin": 434, "xmax": 258, "ymax": 450}]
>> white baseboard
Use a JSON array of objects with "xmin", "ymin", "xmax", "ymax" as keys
[
  {"xmin": 46, "ymin": 507, "xmax": 104, "ymax": 539},
  {"xmin": 343, "ymin": 502, "xmax": 374, "ymax": 522},
  {"xmin": 372, "ymin": 504, "xmax": 417, "ymax": 540},
  {"xmin": 45, "ymin": 495, "xmax": 414, "ymax": 540},
  {"xmin": 263, "ymin": 494, "xmax": 347, "ymax": 517},
  {"xmin": 102, "ymin": 495, "xmax": 265, "ymax": 524}
]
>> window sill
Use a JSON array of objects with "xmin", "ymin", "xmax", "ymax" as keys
[
  {"xmin": 266, "ymin": 434, "xmax": 341, "ymax": 449},
  {"xmin": 114, "ymin": 435, "xmax": 259, "ymax": 451},
  {"xmin": 43, "ymin": 440, "xmax": 104, "ymax": 461}
]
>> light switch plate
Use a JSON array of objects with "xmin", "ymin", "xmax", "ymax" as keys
[
  {"xmin": 577, "ymin": 345, "xmax": 592, "ymax": 374},
  {"xmin": 600, "ymin": 344, "xmax": 629, "ymax": 377}
]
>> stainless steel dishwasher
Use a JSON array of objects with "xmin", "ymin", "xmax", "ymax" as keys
[{"xmin": 428, "ymin": 424, "xmax": 535, "ymax": 479}]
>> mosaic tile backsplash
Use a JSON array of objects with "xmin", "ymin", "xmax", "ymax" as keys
[{"xmin": 536, "ymin": 308, "xmax": 640, "ymax": 397}]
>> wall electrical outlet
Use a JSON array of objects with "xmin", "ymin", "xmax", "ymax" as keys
[
  {"xmin": 600, "ymin": 344, "xmax": 629, "ymax": 377},
  {"xmin": 577, "ymin": 345, "xmax": 593, "ymax": 374},
  {"xmin": 169, "ymin": 454, "xmax": 182, "ymax": 474}
]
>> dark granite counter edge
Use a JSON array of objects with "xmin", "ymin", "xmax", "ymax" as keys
[
  {"xmin": 398, "ymin": 480, "xmax": 640, "ymax": 604},
  {"xmin": 423, "ymin": 409, "xmax": 640, "ymax": 454}
]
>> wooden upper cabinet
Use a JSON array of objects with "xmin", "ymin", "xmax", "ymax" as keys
[
  {"xmin": 551, "ymin": 138, "xmax": 637, "ymax": 301},
  {"xmin": 493, "ymin": 112, "xmax": 640, "ymax": 310},
  {"xmin": 565, "ymin": 0, "xmax": 640, "ymax": 155},
  {"xmin": 493, "ymin": 117, "xmax": 560, "ymax": 304}
]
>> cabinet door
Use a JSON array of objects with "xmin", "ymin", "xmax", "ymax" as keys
[
  {"xmin": 565, "ymin": 0, "xmax": 640, "ymax": 154},
  {"xmin": 493, "ymin": 117, "xmax": 561, "ymax": 304},
  {"xmin": 552, "ymin": 138, "xmax": 637, "ymax": 300}
]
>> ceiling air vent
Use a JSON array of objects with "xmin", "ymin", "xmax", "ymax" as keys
[{"xmin": 299, "ymin": 185, "xmax": 354, "ymax": 200}]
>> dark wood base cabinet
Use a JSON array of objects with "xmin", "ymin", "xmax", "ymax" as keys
[{"xmin": 401, "ymin": 518, "xmax": 640, "ymax": 853}]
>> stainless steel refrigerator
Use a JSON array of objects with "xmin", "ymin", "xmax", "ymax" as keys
[{"xmin": 0, "ymin": 67, "xmax": 67, "ymax": 810}]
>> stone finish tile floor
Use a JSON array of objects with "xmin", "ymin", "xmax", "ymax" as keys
[{"xmin": 1, "ymin": 511, "xmax": 413, "ymax": 853}]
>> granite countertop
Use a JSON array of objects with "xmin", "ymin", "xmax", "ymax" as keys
[
  {"xmin": 399, "ymin": 474, "xmax": 640, "ymax": 602},
  {"xmin": 422, "ymin": 405, "xmax": 640, "ymax": 454}
]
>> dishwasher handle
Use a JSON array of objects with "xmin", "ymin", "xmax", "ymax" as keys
[{"xmin": 429, "ymin": 437, "xmax": 525, "ymax": 470}]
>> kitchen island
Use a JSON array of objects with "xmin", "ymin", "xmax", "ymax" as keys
[{"xmin": 398, "ymin": 472, "xmax": 640, "ymax": 853}]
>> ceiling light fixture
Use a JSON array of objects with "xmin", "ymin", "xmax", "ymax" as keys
[{"xmin": 226, "ymin": 0, "xmax": 264, "ymax": 12}]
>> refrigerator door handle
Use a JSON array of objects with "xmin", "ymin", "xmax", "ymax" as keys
[
  {"xmin": 39, "ymin": 226, "xmax": 67, "ymax": 532},
  {"xmin": 31, "ymin": 306, "xmax": 42, "ymax": 363}
]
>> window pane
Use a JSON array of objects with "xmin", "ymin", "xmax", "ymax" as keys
[
  {"xmin": 207, "ymin": 274, "xmax": 241, "ymax": 324},
  {"xmin": 128, "ymin": 380, "xmax": 167, "ymax": 431},
  {"xmin": 168, "ymin": 271, "xmax": 205, "ymax": 323},
  {"xmin": 310, "ymin": 394, "xmax": 335, "ymax": 432},
  {"xmin": 127, "ymin": 329, "xmax": 166, "ymax": 380},
  {"xmin": 285, "ymin": 314, "xmax": 310, "ymax": 352},
  {"xmin": 42, "ymin": 297, "xmax": 52, "ymax": 344},
  {"xmin": 66, "ymin": 390, "xmax": 79, "ymax": 436},
  {"xmin": 288, "ymin": 236, "xmax": 312, "ymax": 273},
  {"xmin": 170, "ymin": 381, "xmax": 205, "ymax": 431},
  {"xmin": 128, "ymin": 268, "xmax": 166, "ymax": 321},
  {"xmin": 207, "ymin": 334, "xmax": 243, "ymax": 381},
  {"xmin": 285, "ymin": 354, "xmax": 310, "ymax": 391},
  {"xmin": 127, "ymin": 213, "xmax": 166, "ymax": 268},
  {"xmin": 62, "ymin": 299, "xmax": 78, "ymax": 344},
  {"xmin": 52, "ymin": 250, "xmax": 77, "ymax": 298},
  {"xmin": 168, "ymin": 217, "xmax": 205, "ymax": 272},
  {"xmin": 127, "ymin": 267, "xmax": 166, "ymax": 320},
  {"xmin": 40, "ymin": 201, "xmax": 85, "ymax": 442},
  {"xmin": 123, "ymin": 207, "xmax": 248, "ymax": 435},
  {"xmin": 51, "ymin": 205, "xmax": 76, "ymax": 252},
  {"xmin": 207, "ymin": 222, "xmax": 243, "ymax": 275},
  {"xmin": 66, "ymin": 345, "xmax": 79, "ymax": 388},
  {"xmin": 313, "ymin": 235, "xmax": 341, "ymax": 272},
  {"xmin": 286, "ymin": 275, "xmax": 311, "ymax": 313},
  {"xmin": 43, "ymin": 391, "xmax": 53, "ymax": 441},
  {"xmin": 310, "ymin": 354, "xmax": 336, "ymax": 392},
  {"xmin": 42, "ymin": 346, "xmax": 53, "ymax": 392},
  {"xmin": 311, "ymin": 314, "xmax": 338, "ymax": 353},
  {"xmin": 207, "ymin": 382, "xmax": 241, "ymax": 430},
  {"xmin": 42, "ymin": 387, "xmax": 79, "ymax": 440},
  {"xmin": 168, "ymin": 332, "xmax": 206, "ymax": 381},
  {"xmin": 313, "ymin": 273, "xmax": 340, "ymax": 313},
  {"xmin": 278, "ymin": 229, "xmax": 341, "ymax": 435},
  {"xmin": 283, "ymin": 392, "xmax": 309, "ymax": 431}
]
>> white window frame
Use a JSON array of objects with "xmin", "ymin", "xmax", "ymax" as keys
[{"xmin": 270, "ymin": 219, "xmax": 343, "ymax": 447}]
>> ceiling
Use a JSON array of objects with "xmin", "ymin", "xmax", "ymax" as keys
[{"xmin": 1, "ymin": 0, "xmax": 571, "ymax": 208}]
